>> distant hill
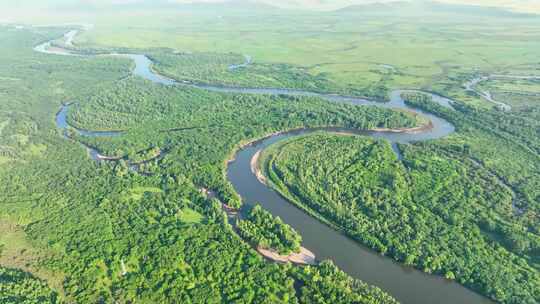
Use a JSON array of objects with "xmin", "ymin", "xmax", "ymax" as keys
[
  {"xmin": 332, "ymin": 1, "xmax": 410, "ymax": 13},
  {"xmin": 332, "ymin": 0, "xmax": 536, "ymax": 17},
  {"xmin": 252, "ymin": 0, "xmax": 404, "ymax": 11},
  {"xmin": 1, "ymin": 0, "xmax": 537, "ymax": 19},
  {"xmin": 434, "ymin": 0, "xmax": 540, "ymax": 14},
  {"xmin": 178, "ymin": 0, "xmax": 540, "ymax": 13}
]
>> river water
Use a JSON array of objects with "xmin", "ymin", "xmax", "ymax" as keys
[{"xmin": 37, "ymin": 30, "xmax": 493, "ymax": 304}]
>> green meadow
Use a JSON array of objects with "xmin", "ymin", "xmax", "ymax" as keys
[
  {"xmin": 68, "ymin": 3, "xmax": 540, "ymax": 106},
  {"xmin": 3, "ymin": 1, "xmax": 539, "ymax": 106}
]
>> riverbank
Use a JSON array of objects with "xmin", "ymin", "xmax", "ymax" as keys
[
  {"xmin": 236, "ymin": 117, "xmax": 434, "ymax": 185},
  {"xmin": 224, "ymin": 116, "xmax": 430, "ymax": 166},
  {"xmin": 372, "ymin": 120, "xmax": 433, "ymax": 133},
  {"xmin": 95, "ymin": 154, "xmax": 122, "ymax": 161},
  {"xmin": 250, "ymin": 150, "xmax": 267, "ymax": 185},
  {"xmin": 257, "ymin": 246, "xmax": 316, "ymax": 265},
  {"xmin": 232, "ymin": 131, "xmax": 498, "ymax": 304},
  {"xmin": 252, "ymin": 137, "xmax": 351, "ymax": 235},
  {"xmin": 199, "ymin": 186, "xmax": 314, "ymax": 265}
]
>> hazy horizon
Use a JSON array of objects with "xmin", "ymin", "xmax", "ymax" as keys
[{"xmin": 1, "ymin": 0, "xmax": 538, "ymax": 18}]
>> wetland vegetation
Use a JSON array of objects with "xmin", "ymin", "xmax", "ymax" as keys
[
  {"xmin": 0, "ymin": 1, "xmax": 539, "ymax": 303},
  {"xmin": 148, "ymin": 51, "xmax": 382, "ymax": 98}
]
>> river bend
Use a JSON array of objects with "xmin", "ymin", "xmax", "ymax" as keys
[{"xmin": 35, "ymin": 29, "xmax": 492, "ymax": 304}]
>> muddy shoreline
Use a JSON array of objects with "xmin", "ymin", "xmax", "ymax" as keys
[{"xmin": 257, "ymin": 247, "xmax": 316, "ymax": 265}]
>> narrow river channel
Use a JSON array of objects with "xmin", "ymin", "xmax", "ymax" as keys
[{"xmin": 36, "ymin": 29, "xmax": 493, "ymax": 304}]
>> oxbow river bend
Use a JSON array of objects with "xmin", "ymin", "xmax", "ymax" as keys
[{"xmin": 36, "ymin": 29, "xmax": 493, "ymax": 304}]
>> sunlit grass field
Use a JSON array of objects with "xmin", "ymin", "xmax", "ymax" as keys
[
  {"xmin": 2, "ymin": 2, "xmax": 539, "ymax": 107},
  {"xmin": 64, "ymin": 4, "xmax": 540, "ymax": 105}
]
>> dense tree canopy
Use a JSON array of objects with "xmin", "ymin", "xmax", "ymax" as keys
[
  {"xmin": 67, "ymin": 78, "xmax": 419, "ymax": 208},
  {"xmin": 1, "ymin": 20, "xmax": 539, "ymax": 304},
  {"xmin": 237, "ymin": 205, "xmax": 302, "ymax": 255},
  {"xmin": 0, "ymin": 26, "xmax": 401, "ymax": 303},
  {"xmin": 0, "ymin": 267, "xmax": 60, "ymax": 304},
  {"xmin": 259, "ymin": 96, "xmax": 540, "ymax": 303}
]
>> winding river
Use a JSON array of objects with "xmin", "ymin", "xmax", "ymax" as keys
[
  {"xmin": 464, "ymin": 74, "xmax": 540, "ymax": 111},
  {"xmin": 36, "ymin": 29, "xmax": 493, "ymax": 304}
]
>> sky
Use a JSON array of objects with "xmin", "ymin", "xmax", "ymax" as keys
[{"xmin": 0, "ymin": 0, "xmax": 537, "ymax": 19}]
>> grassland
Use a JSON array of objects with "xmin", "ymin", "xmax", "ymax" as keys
[
  {"xmin": 0, "ymin": 1, "xmax": 539, "ymax": 303},
  {"xmin": 2, "ymin": 2, "xmax": 539, "ymax": 109},
  {"xmin": 148, "ymin": 51, "xmax": 377, "ymax": 97},
  {"xmin": 77, "ymin": 4, "xmax": 540, "ymax": 109},
  {"xmin": 477, "ymin": 77, "xmax": 540, "ymax": 108},
  {"xmin": 0, "ymin": 220, "xmax": 65, "ymax": 297},
  {"xmin": 123, "ymin": 186, "xmax": 163, "ymax": 201},
  {"xmin": 178, "ymin": 207, "xmax": 204, "ymax": 224}
]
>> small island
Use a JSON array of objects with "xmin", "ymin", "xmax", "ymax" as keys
[{"xmin": 237, "ymin": 205, "xmax": 315, "ymax": 265}]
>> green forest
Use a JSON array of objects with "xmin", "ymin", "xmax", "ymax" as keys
[
  {"xmin": 0, "ymin": 26, "xmax": 402, "ymax": 303},
  {"xmin": 1, "ymin": 1, "xmax": 540, "ymax": 303},
  {"xmin": 237, "ymin": 205, "xmax": 302, "ymax": 255},
  {"xmin": 66, "ymin": 78, "xmax": 419, "ymax": 208},
  {"xmin": 0, "ymin": 267, "xmax": 60, "ymax": 304},
  {"xmin": 259, "ymin": 95, "xmax": 540, "ymax": 303}
]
